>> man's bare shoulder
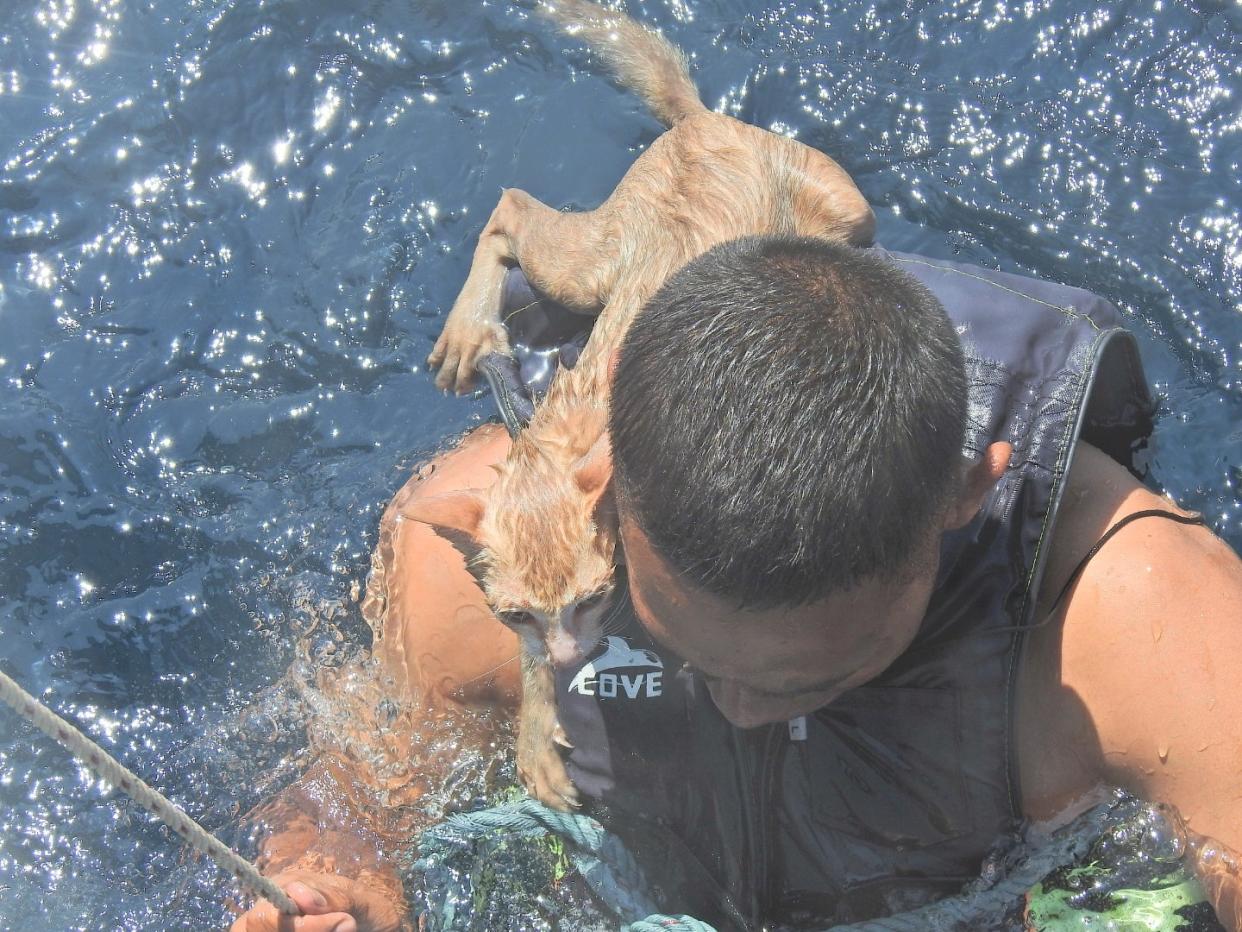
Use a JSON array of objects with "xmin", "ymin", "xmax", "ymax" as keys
[
  {"xmin": 1035, "ymin": 443, "xmax": 1235, "ymax": 614},
  {"xmin": 1018, "ymin": 442, "xmax": 1242, "ymax": 852}
]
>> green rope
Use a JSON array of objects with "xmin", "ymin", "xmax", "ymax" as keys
[
  {"xmin": 415, "ymin": 797, "xmax": 1123, "ymax": 932},
  {"xmin": 825, "ymin": 803, "xmax": 1113, "ymax": 931},
  {"xmin": 416, "ymin": 798, "xmax": 666, "ymax": 924},
  {"xmin": 623, "ymin": 918, "xmax": 716, "ymax": 932}
]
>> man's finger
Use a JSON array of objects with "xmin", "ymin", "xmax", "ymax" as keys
[
  {"xmin": 286, "ymin": 881, "xmax": 330, "ymax": 913},
  {"xmin": 230, "ymin": 877, "xmax": 360, "ymax": 932},
  {"xmin": 231, "ymin": 900, "xmax": 356, "ymax": 932},
  {"xmin": 295, "ymin": 915, "xmax": 357, "ymax": 932},
  {"xmin": 280, "ymin": 877, "xmax": 360, "ymax": 931}
]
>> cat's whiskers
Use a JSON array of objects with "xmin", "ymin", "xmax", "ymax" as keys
[
  {"xmin": 597, "ymin": 597, "xmax": 632, "ymax": 638},
  {"xmin": 448, "ymin": 651, "xmax": 521, "ymax": 696}
]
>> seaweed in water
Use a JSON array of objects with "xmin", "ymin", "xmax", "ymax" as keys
[
  {"xmin": 1024, "ymin": 796, "xmax": 1224, "ymax": 932},
  {"xmin": 408, "ymin": 798, "xmax": 612, "ymax": 931}
]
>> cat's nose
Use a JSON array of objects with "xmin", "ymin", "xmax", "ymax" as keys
[
  {"xmin": 548, "ymin": 631, "xmax": 587, "ymax": 667},
  {"xmin": 548, "ymin": 607, "xmax": 597, "ymax": 667}
]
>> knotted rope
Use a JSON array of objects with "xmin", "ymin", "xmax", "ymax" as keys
[
  {"xmin": 416, "ymin": 798, "xmax": 663, "ymax": 923},
  {"xmin": 0, "ymin": 658, "xmax": 1126, "ymax": 929},
  {"xmin": 414, "ymin": 796, "xmax": 1119, "ymax": 932},
  {"xmin": 0, "ymin": 666, "xmax": 298, "ymax": 916}
]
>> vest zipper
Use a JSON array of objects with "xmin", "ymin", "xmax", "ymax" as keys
[{"xmin": 751, "ymin": 722, "xmax": 786, "ymax": 928}]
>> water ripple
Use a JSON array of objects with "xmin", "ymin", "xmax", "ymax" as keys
[{"xmin": 1, "ymin": 0, "xmax": 1239, "ymax": 927}]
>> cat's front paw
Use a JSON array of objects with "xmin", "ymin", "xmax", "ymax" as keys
[
  {"xmin": 427, "ymin": 316, "xmax": 510, "ymax": 394},
  {"xmin": 516, "ymin": 704, "xmax": 581, "ymax": 812}
]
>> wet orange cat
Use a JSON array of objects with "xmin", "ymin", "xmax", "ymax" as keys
[{"xmin": 406, "ymin": 0, "xmax": 874, "ymax": 810}]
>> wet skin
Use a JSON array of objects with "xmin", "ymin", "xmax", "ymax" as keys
[
  {"xmin": 232, "ymin": 428, "xmax": 1242, "ymax": 932},
  {"xmin": 618, "ymin": 506, "xmax": 936, "ymax": 729},
  {"xmin": 614, "ymin": 438, "xmax": 1010, "ymax": 729}
]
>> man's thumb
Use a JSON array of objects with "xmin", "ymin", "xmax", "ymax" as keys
[
  {"xmin": 286, "ymin": 881, "xmax": 331, "ymax": 913},
  {"xmin": 281, "ymin": 880, "xmax": 358, "ymax": 931}
]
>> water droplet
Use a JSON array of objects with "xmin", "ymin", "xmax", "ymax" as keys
[
  {"xmin": 1157, "ymin": 742, "xmax": 1169, "ymax": 762},
  {"xmin": 1150, "ymin": 619, "xmax": 1163, "ymax": 642}
]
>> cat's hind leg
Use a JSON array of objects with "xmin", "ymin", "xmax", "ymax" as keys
[{"xmin": 787, "ymin": 143, "xmax": 876, "ymax": 246}]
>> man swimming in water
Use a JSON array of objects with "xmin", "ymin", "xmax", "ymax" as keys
[{"xmin": 233, "ymin": 238, "xmax": 1242, "ymax": 931}]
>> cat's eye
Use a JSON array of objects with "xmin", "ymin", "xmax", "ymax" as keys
[
  {"xmin": 497, "ymin": 609, "xmax": 532, "ymax": 629},
  {"xmin": 577, "ymin": 590, "xmax": 611, "ymax": 611}
]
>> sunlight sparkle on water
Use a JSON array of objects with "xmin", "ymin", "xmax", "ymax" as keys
[
  {"xmin": 1, "ymin": 0, "xmax": 1240, "ymax": 927},
  {"xmin": 227, "ymin": 162, "xmax": 267, "ymax": 200},
  {"xmin": 26, "ymin": 256, "xmax": 57, "ymax": 290},
  {"xmin": 314, "ymin": 86, "xmax": 342, "ymax": 132},
  {"xmin": 272, "ymin": 135, "xmax": 294, "ymax": 165}
]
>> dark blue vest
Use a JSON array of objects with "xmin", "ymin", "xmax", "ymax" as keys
[{"xmin": 498, "ymin": 250, "xmax": 1155, "ymax": 929}]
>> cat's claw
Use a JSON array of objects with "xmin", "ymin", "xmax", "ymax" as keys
[
  {"xmin": 517, "ymin": 704, "xmax": 581, "ymax": 812},
  {"xmin": 428, "ymin": 318, "xmax": 510, "ymax": 394},
  {"xmin": 552, "ymin": 724, "xmax": 574, "ymax": 749},
  {"xmin": 518, "ymin": 750, "xmax": 581, "ymax": 812}
]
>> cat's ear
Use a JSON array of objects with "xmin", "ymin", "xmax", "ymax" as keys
[
  {"xmin": 573, "ymin": 434, "xmax": 613, "ymax": 507},
  {"xmin": 400, "ymin": 489, "xmax": 487, "ymax": 564}
]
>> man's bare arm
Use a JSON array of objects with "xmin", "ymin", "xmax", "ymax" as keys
[
  {"xmin": 1019, "ymin": 443, "xmax": 1242, "ymax": 930},
  {"xmin": 228, "ymin": 755, "xmax": 412, "ymax": 932},
  {"xmin": 231, "ymin": 424, "xmax": 522, "ymax": 931}
]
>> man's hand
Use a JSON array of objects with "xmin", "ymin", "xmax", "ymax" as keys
[{"xmin": 229, "ymin": 872, "xmax": 408, "ymax": 932}]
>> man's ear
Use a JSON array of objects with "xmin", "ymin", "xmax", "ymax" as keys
[
  {"xmin": 400, "ymin": 489, "xmax": 487, "ymax": 563},
  {"xmin": 943, "ymin": 441, "xmax": 1012, "ymax": 530},
  {"xmin": 572, "ymin": 433, "xmax": 613, "ymax": 510}
]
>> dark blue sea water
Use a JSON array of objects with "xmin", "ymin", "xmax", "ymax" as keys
[{"xmin": 0, "ymin": 1, "xmax": 1239, "ymax": 928}]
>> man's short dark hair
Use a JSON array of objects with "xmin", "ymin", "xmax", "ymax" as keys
[{"xmin": 610, "ymin": 236, "xmax": 968, "ymax": 607}]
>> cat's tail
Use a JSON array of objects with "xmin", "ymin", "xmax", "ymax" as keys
[{"xmin": 536, "ymin": 0, "xmax": 706, "ymax": 127}]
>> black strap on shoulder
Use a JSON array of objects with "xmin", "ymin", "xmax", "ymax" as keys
[
  {"xmin": 1046, "ymin": 508, "xmax": 1206, "ymax": 617},
  {"xmin": 477, "ymin": 352, "xmax": 536, "ymax": 438}
]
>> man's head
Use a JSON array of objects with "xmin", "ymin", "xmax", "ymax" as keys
[{"xmin": 610, "ymin": 236, "xmax": 1009, "ymax": 725}]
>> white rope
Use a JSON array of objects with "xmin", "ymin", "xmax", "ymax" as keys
[{"xmin": 0, "ymin": 666, "xmax": 299, "ymax": 916}]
